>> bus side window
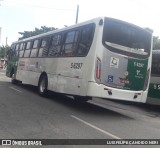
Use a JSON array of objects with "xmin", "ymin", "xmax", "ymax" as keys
[
  {"xmin": 38, "ymin": 37, "xmax": 50, "ymax": 57},
  {"xmin": 23, "ymin": 41, "xmax": 31, "ymax": 58},
  {"xmin": 62, "ymin": 30, "xmax": 79, "ymax": 57},
  {"xmin": 76, "ymin": 26, "xmax": 94, "ymax": 56},
  {"xmin": 48, "ymin": 34, "xmax": 61, "ymax": 57},
  {"xmin": 19, "ymin": 43, "xmax": 25, "ymax": 58},
  {"xmin": 30, "ymin": 39, "xmax": 39, "ymax": 57}
]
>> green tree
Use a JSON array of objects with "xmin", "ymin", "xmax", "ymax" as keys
[
  {"xmin": 18, "ymin": 26, "xmax": 57, "ymax": 40},
  {"xmin": 0, "ymin": 45, "xmax": 10, "ymax": 58}
]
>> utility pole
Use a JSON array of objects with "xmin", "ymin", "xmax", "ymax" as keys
[
  {"xmin": 6, "ymin": 37, "xmax": 8, "ymax": 46},
  {"xmin": 75, "ymin": 5, "xmax": 79, "ymax": 24},
  {"xmin": 4, "ymin": 37, "xmax": 8, "ymax": 60}
]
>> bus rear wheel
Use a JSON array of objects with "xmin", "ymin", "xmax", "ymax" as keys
[{"xmin": 38, "ymin": 75, "xmax": 48, "ymax": 97}]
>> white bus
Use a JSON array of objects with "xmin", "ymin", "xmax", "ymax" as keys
[
  {"xmin": 7, "ymin": 17, "xmax": 153, "ymax": 103},
  {"xmin": 147, "ymin": 50, "xmax": 160, "ymax": 105}
]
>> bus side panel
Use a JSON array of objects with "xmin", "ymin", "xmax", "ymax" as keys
[
  {"xmin": 16, "ymin": 58, "xmax": 59, "ymax": 88},
  {"xmin": 47, "ymin": 74, "xmax": 58, "ymax": 92},
  {"xmin": 55, "ymin": 57, "xmax": 84, "ymax": 95},
  {"xmin": 16, "ymin": 58, "xmax": 41, "ymax": 86},
  {"xmin": 147, "ymin": 51, "xmax": 160, "ymax": 105},
  {"xmin": 147, "ymin": 76, "xmax": 160, "ymax": 105}
]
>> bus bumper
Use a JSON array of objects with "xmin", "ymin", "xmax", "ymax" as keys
[{"xmin": 87, "ymin": 82, "xmax": 147, "ymax": 103}]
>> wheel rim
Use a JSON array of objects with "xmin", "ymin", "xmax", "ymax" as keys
[{"xmin": 40, "ymin": 78, "xmax": 46, "ymax": 93}]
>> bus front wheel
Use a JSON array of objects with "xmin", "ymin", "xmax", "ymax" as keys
[{"xmin": 38, "ymin": 75, "xmax": 48, "ymax": 97}]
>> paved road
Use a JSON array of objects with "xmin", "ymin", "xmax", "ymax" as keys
[{"xmin": 0, "ymin": 69, "xmax": 160, "ymax": 147}]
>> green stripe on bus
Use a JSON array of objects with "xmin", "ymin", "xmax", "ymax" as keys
[
  {"xmin": 125, "ymin": 59, "xmax": 148, "ymax": 90},
  {"xmin": 148, "ymin": 83, "xmax": 160, "ymax": 99}
]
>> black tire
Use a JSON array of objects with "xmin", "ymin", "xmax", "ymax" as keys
[{"xmin": 38, "ymin": 75, "xmax": 48, "ymax": 97}]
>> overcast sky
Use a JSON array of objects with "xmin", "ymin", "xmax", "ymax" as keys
[{"xmin": 0, "ymin": 0, "xmax": 160, "ymax": 45}]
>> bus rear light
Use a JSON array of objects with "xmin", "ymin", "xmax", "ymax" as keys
[{"xmin": 96, "ymin": 58, "xmax": 101, "ymax": 79}]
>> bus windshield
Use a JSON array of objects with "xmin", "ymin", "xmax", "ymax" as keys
[{"xmin": 103, "ymin": 18, "xmax": 152, "ymax": 58}]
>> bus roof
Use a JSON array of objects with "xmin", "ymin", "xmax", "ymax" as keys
[
  {"xmin": 12, "ymin": 16, "xmax": 152, "ymax": 44},
  {"xmin": 12, "ymin": 17, "xmax": 103, "ymax": 44}
]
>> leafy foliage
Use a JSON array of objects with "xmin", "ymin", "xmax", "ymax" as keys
[
  {"xmin": 18, "ymin": 26, "xmax": 57, "ymax": 40},
  {"xmin": 0, "ymin": 45, "xmax": 10, "ymax": 58}
]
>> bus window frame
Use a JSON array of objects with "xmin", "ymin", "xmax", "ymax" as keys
[
  {"xmin": 76, "ymin": 24, "xmax": 95, "ymax": 57},
  {"xmin": 38, "ymin": 36, "xmax": 51, "ymax": 57},
  {"xmin": 30, "ymin": 39, "xmax": 40, "ymax": 58},
  {"xmin": 23, "ymin": 41, "xmax": 32, "ymax": 58},
  {"xmin": 48, "ymin": 33, "xmax": 62, "ymax": 57},
  {"xmin": 15, "ymin": 43, "xmax": 20, "ymax": 57},
  {"xmin": 14, "ymin": 23, "xmax": 95, "ymax": 59},
  {"xmin": 61, "ymin": 29, "xmax": 80, "ymax": 57},
  {"xmin": 19, "ymin": 42, "xmax": 26, "ymax": 58}
]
